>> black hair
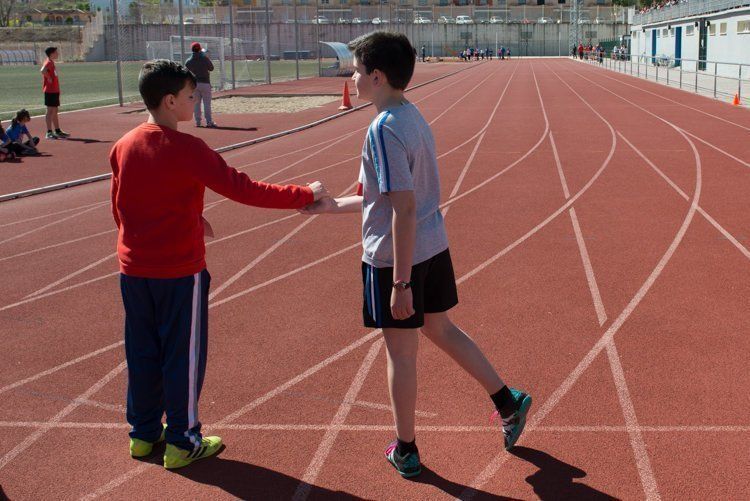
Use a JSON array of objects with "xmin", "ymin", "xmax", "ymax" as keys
[
  {"xmin": 138, "ymin": 59, "xmax": 196, "ymax": 110},
  {"xmin": 12, "ymin": 109, "xmax": 31, "ymax": 126},
  {"xmin": 45, "ymin": 47, "xmax": 58, "ymax": 57},
  {"xmin": 347, "ymin": 31, "xmax": 415, "ymax": 90}
]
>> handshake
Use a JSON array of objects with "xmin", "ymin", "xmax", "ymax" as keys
[{"xmin": 301, "ymin": 180, "xmax": 337, "ymax": 215}]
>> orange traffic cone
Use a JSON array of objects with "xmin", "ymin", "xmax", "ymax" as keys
[
  {"xmin": 733, "ymin": 93, "xmax": 741, "ymax": 106},
  {"xmin": 339, "ymin": 81, "xmax": 353, "ymax": 110}
]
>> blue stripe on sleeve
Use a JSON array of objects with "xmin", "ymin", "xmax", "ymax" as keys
[{"xmin": 376, "ymin": 112, "xmax": 392, "ymax": 192}]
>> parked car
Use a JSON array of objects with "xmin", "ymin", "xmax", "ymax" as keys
[
  {"xmin": 489, "ymin": 16, "xmax": 504, "ymax": 24},
  {"xmin": 437, "ymin": 15, "xmax": 456, "ymax": 24},
  {"xmin": 371, "ymin": 17, "xmax": 389, "ymax": 24},
  {"xmin": 393, "ymin": 17, "xmax": 406, "ymax": 24},
  {"xmin": 455, "ymin": 15, "xmax": 473, "ymax": 24},
  {"xmin": 578, "ymin": 16, "xmax": 592, "ymax": 24},
  {"xmin": 337, "ymin": 17, "xmax": 351, "ymax": 24},
  {"xmin": 311, "ymin": 15, "xmax": 330, "ymax": 24},
  {"xmin": 537, "ymin": 16, "xmax": 553, "ymax": 24},
  {"xmin": 351, "ymin": 17, "xmax": 369, "ymax": 24},
  {"xmin": 414, "ymin": 16, "xmax": 432, "ymax": 24}
]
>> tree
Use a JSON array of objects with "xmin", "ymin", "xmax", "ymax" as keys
[{"xmin": 0, "ymin": 0, "xmax": 17, "ymax": 27}]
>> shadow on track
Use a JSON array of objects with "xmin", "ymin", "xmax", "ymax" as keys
[
  {"xmin": 411, "ymin": 466, "xmax": 522, "ymax": 500},
  {"xmin": 510, "ymin": 446, "xmax": 618, "ymax": 500}
]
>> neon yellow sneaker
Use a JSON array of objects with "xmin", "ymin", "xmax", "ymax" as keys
[
  {"xmin": 129, "ymin": 423, "xmax": 167, "ymax": 458},
  {"xmin": 163, "ymin": 436, "xmax": 223, "ymax": 469}
]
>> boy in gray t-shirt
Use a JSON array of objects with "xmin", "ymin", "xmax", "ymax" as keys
[{"xmin": 300, "ymin": 31, "xmax": 531, "ymax": 479}]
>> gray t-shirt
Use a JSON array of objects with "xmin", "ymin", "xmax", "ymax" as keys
[{"xmin": 359, "ymin": 102, "xmax": 449, "ymax": 268}]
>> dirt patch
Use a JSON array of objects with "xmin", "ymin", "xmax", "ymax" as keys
[{"xmin": 211, "ymin": 95, "xmax": 340, "ymax": 114}]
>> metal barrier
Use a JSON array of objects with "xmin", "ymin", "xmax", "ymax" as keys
[
  {"xmin": 578, "ymin": 51, "xmax": 748, "ymax": 105},
  {"xmin": 0, "ymin": 49, "xmax": 37, "ymax": 65}
]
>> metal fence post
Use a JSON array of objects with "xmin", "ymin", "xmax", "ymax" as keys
[
  {"xmin": 294, "ymin": 0, "xmax": 299, "ymax": 80},
  {"xmin": 714, "ymin": 62, "xmax": 718, "ymax": 98},
  {"xmin": 679, "ymin": 59, "xmax": 682, "ymax": 89},
  {"xmin": 264, "ymin": 0, "xmax": 271, "ymax": 84},
  {"xmin": 178, "ymin": 0, "xmax": 185, "ymax": 64},
  {"xmin": 228, "ymin": 0, "xmax": 235, "ymax": 90},
  {"xmin": 666, "ymin": 59, "xmax": 669, "ymax": 86},
  {"xmin": 656, "ymin": 62, "xmax": 658, "ymax": 83},
  {"xmin": 112, "ymin": 0, "xmax": 123, "ymax": 106},
  {"xmin": 738, "ymin": 64, "xmax": 742, "ymax": 101}
]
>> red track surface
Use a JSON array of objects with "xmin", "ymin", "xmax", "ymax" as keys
[
  {"xmin": 0, "ymin": 64, "xmax": 457, "ymax": 196},
  {"xmin": 1, "ymin": 58, "xmax": 749, "ymax": 500}
]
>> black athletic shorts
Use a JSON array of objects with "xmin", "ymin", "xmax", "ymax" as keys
[
  {"xmin": 44, "ymin": 93, "xmax": 60, "ymax": 107},
  {"xmin": 362, "ymin": 248, "xmax": 458, "ymax": 329}
]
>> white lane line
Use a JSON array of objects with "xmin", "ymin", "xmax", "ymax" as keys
[
  {"xmin": 3, "ymin": 421, "xmax": 750, "ymax": 433},
  {"xmin": 79, "ymin": 463, "xmax": 152, "ymax": 501},
  {"xmin": 293, "ymin": 338, "xmax": 384, "ymax": 501},
  {"xmin": 354, "ymin": 400, "xmax": 437, "ymax": 418},
  {"xmin": 0, "ymin": 230, "xmax": 114, "ymax": 263},
  {"xmin": 0, "ymin": 272, "xmax": 119, "ymax": 312},
  {"xmin": 207, "ymin": 181, "xmax": 357, "ymax": 301},
  {"xmin": 0, "ymin": 361, "xmax": 126, "ymax": 472},
  {"xmin": 25, "ymin": 253, "xmax": 116, "ymax": 298},
  {"xmin": 0, "ymin": 204, "xmax": 104, "ymax": 247},
  {"xmin": 463, "ymin": 60, "xmax": 705, "ymax": 500},
  {"xmin": 456, "ymin": 59, "xmax": 617, "ymax": 500},
  {"xmin": 0, "ymin": 341, "xmax": 124, "ymax": 396},
  {"xmin": 679, "ymin": 128, "xmax": 750, "ymax": 169},
  {"xmin": 580, "ymin": 60, "xmax": 750, "ymax": 132},
  {"xmin": 606, "ymin": 341, "xmax": 660, "ymax": 500},
  {"xmin": 0, "ymin": 201, "xmax": 109, "ymax": 229},
  {"xmin": 569, "ymin": 63, "xmax": 750, "ymax": 172},
  {"xmin": 618, "ymin": 131, "xmax": 750, "ymax": 261},
  {"xmin": 550, "ymin": 131, "xmax": 607, "ymax": 326}
]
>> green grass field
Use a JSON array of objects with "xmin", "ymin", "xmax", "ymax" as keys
[{"xmin": 0, "ymin": 60, "xmax": 321, "ymax": 121}]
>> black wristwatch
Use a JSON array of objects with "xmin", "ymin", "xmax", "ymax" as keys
[{"xmin": 392, "ymin": 280, "xmax": 412, "ymax": 291}]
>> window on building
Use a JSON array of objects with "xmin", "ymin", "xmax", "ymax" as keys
[
  {"xmin": 709, "ymin": 23, "xmax": 716, "ymax": 36},
  {"xmin": 662, "ymin": 28, "xmax": 668, "ymax": 37},
  {"xmin": 719, "ymin": 22, "xmax": 727, "ymax": 35},
  {"xmin": 739, "ymin": 20, "xmax": 750, "ymax": 34},
  {"xmin": 685, "ymin": 25, "xmax": 694, "ymax": 36},
  {"xmin": 656, "ymin": 29, "xmax": 660, "ymax": 38}
]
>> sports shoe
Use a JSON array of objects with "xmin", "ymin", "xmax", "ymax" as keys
[
  {"xmin": 163, "ymin": 436, "xmax": 222, "ymax": 469},
  {"xmin": 45, "ymin": 131, "xmax": 58, "ymax": 139},
  {"xmin": 490, "ymin": 388, "xmax": 533, "ymax": 450},
  {"xmin": 129, "ymin": 423, "xmax": 167, "ymax": 458},
  {"xmin": 55, "ymin": 129, "xmax": 70, "ymax": 138},
  {"xmin": 384, "ymin": 440, "xmax": 422, "ymax": 478},
  {"xmin": 205, "ymin": 122, "xmax": 218, "ymax": 128}
]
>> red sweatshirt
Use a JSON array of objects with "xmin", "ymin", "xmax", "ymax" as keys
[{"xmin": 109, "ymin": 123, "xmax": 314, "ymax": 278}]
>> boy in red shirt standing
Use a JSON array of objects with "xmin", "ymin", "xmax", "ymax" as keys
[
  {"xmin": 40, "ymin": 46, "xmax": 69, "ymax": 139},
  {"xmin": 110, "ymin": 59, "xmax": 328, "ymax": 469}
]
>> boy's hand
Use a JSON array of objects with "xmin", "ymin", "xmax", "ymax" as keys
[
  {"xmin": 307, "ymin": 181, "xmax": 329, "ymax": 201},
  {"xmin": 298, "ymin": 197, "xmax": 336, "ymax": 215},
  {"xmin": 390, "ymin": 288, "xmax": 415, "ymax": 320}
]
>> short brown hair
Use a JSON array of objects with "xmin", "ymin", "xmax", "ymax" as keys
[
  {"xmin": 347, "ymin": 32, "xmax": 415, "ymax": 90},
  {"xmin": 138, "ymin": 60, "xmax": 196, "ymax": 110}
]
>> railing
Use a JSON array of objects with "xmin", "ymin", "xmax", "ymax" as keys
[
  {"xmin": 577, "ymin": 50, "xmax": 748, "ymax": 105},
  {"xmin": 634, "ymin": 0, "xmax": 750, "ymax": 26}
]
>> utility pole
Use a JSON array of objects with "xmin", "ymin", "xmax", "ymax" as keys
[{"xmin": 568, "ymin": 0, "xmax": 582, "ymax": 55}]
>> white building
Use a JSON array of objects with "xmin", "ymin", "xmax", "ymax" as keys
[{"xmin": 630, "ymin": 1, "xmax": 750, "ymax": 77}]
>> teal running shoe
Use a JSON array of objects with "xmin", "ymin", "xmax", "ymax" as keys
[
  {"xmin": 491, "ymin": 388, "xmax": 533, "ymax": 450},
  {"xmin": 384, "ymin": 440, "xmax": 422, "ymax": 478}
]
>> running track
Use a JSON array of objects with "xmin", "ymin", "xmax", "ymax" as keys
[{"xmin": 1, "ymin": 58, "xmax": 749, "ymax": 500}]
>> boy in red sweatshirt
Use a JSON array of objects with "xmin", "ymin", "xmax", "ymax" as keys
[{"xmin": 109, "ymin": 60, "xmax": 327, "ymax": 469}]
